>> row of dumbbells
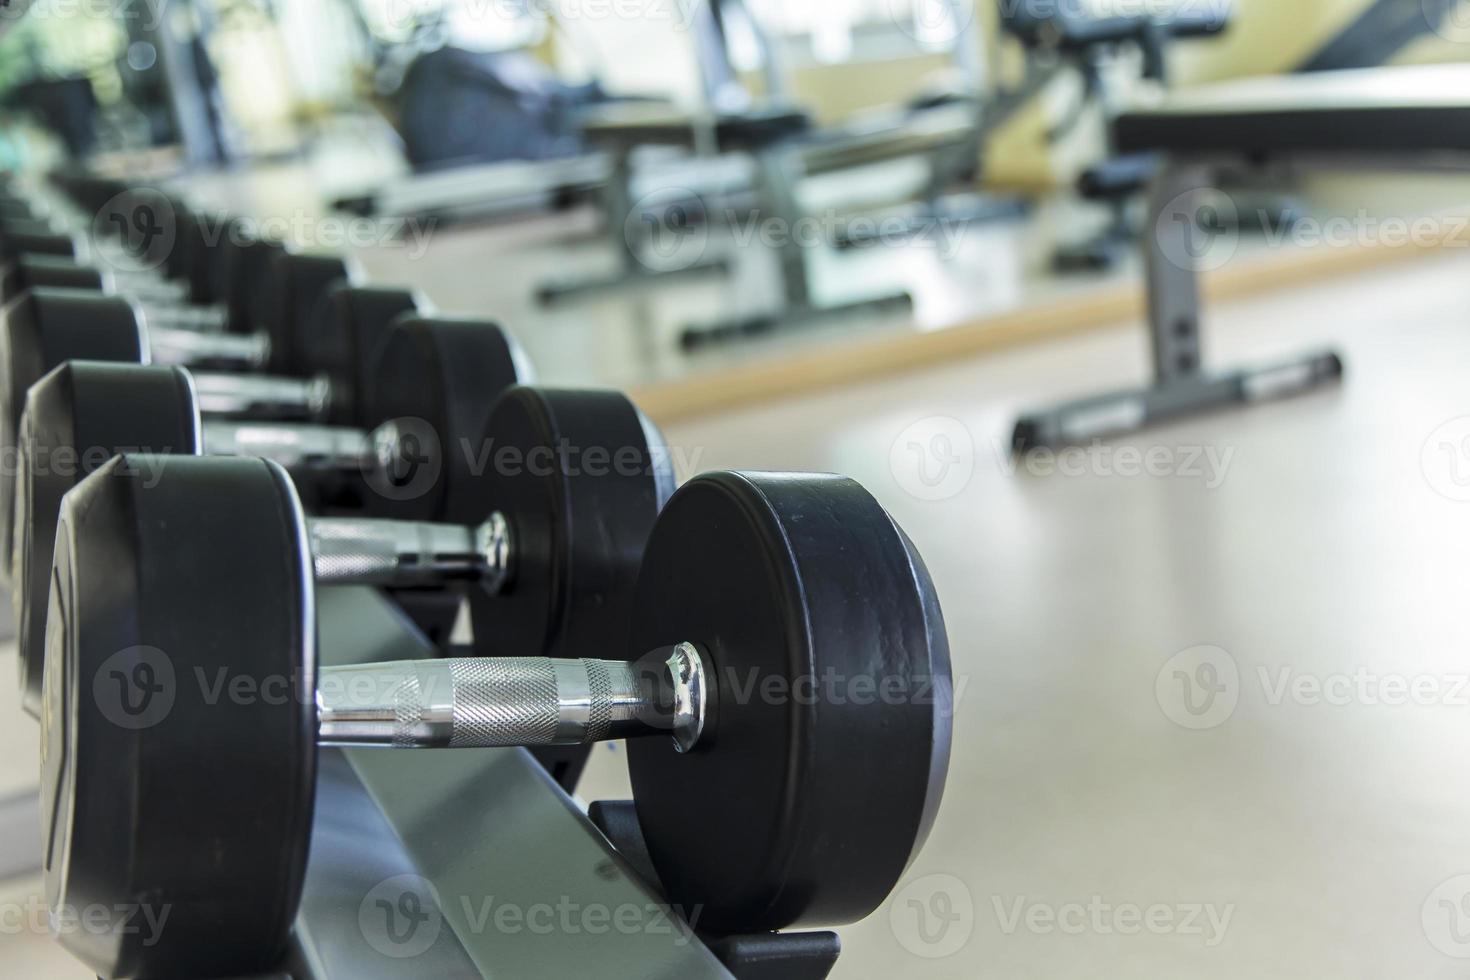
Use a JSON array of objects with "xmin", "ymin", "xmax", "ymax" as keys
[{"xmin": 2, "ymin": 173, "xmax": 953, "ymax": 980}]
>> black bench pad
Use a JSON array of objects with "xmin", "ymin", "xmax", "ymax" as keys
[{"xmin": 1115, "ymin": 65, "xmax": 1470, "ymax": 157}]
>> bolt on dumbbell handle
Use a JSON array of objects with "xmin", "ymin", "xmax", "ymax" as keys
[
  {"xmin": 317, "ymin": 645, "xmax": 707, "ymax": 752},
  {"xmin": 202, "ymin": 420, "xmax": 374, "ymax": 471},
  {"xmin": 309, "ymin": 514, "xmax": 511, "ymax": 592},
  {"xmin": 149, "ymin": 325, "xmax": 270, "ymax": 369},
  {"xmin": 191, "ymin": 372, "xmax": 333, "ymax": 420}
]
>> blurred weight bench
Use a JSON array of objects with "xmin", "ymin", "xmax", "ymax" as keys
[
  {"xmin": 1013, "ymin": 64, "xmax": 1470, "ymax": 450},
  {"xmin": 1002, "ymin": 0, "xmax": 1236, "ymax": 273}
]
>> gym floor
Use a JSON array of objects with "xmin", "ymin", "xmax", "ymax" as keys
[{"xmin": 7, "ymin": 185, "xmax": 1470, "ymax": 975}]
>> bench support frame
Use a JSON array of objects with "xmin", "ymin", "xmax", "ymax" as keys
[{"xmin": 1013, "ymin": 159, "xmax": 1344, "ymax": 451}]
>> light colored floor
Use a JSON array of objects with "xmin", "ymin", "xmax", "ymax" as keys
[{"xmin": 578, "ymin": 249, "xmax": 1470, "ymax": 977}]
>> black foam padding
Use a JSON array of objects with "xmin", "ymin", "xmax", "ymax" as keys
[
  {"xmin": 466, "ymin": 386, "xmax": 673, "ymax": 660},
  {"xmin": 42, "ymin": 455, "xmax": 316, "ymax": 979},
  {"xmin": 626, "ymin": 472, "xmax": 952, "ymax": 933},
  {"xmin": 1115, "ymin": 66, "xmax": 1470, "ymax": 156},
  {"xmin": 365, "ymin": 316, "xmax": 529, "ymax": 521},
  {"xmin": 14, "ymin": 362, "xmax": 200, "ymax": 716},
  {"xmin": 0, "ymin": 288, "xmax": 147, "ymax": 579}
]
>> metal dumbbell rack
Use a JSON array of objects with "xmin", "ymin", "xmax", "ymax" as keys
[{"xmin": 237, "ymin": 586, "xmax": 840, "ymax": 980}]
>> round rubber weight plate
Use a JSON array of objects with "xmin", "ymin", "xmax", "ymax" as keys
[
  {"xmin": 42, "ymin": 454, "xmax": 316, "ymax": 979},
  {"xmin": 0, "ymin": 290, "xmax": 147, "ymax": 584},
  {"xmin": 221, "ymin": 236, "xmax": 286, "ymax": 337},
  {"xmin": 1, "ymin": 256, "xmax": 105, "ymax": 304},
  {"xmin": 365, "ymin": 316, "xmax": 532, "ymax": 521},
  {"xmin": 308, "ymin": 286, "xmax": 421, "ymax": 426},
  {"xmin": 15, "ymin": 363, "xmax": 200, "ymax": 716},
  {"xmin": 625, "ymin": 472, "xmax": 952, "ymax": 934},
  {"xmin": 468, "ymin": 387, "xmax": 675, "ymax": 659},
  {"xmin": 264, "ymin": 253, "xmax": 358, "ymax": 377}
]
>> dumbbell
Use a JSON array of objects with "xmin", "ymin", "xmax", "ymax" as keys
[
  {"xmin": 42, "ymin": 452, "xmax": 950, "ymax": 978},
  {"xmin": 14, "ymin": 359, "xmax": 664, "ymax": 716},
  {"xmin": 0, "ymin": 284, "xmax": 424, "ymax": 584},
  {"xmin": 0, "ymin": 207, "xmax": 342, "ymax": 365}
]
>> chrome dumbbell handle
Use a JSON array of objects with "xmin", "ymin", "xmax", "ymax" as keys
[
  {"xmin": 317, "ymin": 645, "xmax": 707, "ymax": 752},
  {"xmin": 149, "ymin": 325, "xmax": 270, "ymax": 369},
  {"xmin": 191, "ymin": 372, "xmax": 333, "ymax": 420},
  {"xmin": 308, "ymin": 514, "xmax": 511, "ymax": 592},
  {"xmin": 141, "ymin": 303, "xmax": 231, "ymax": 334},
  {"xmin": 201, "ymin": 420, "xmax": 374, "ymax": 470}
]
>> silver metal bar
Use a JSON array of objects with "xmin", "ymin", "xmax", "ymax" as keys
[
  {"xmin": 201, "ymin": 420, "xmax": 373, "ymax": 469},
  {"xmin": 308, "ymin": 515, "xmax": 509, "ymax": 589},
  {"xmin": 140, "ymin": 303, "xmax": 231, "ymax": 333},
  {"xmin": 317, "ymin": 646, "xmax": 706, "ymax": 751},
  {"xmin": 149, "ymin": 324, "xmax": 270, "ymax": 368},
  {"xmin": 191, "ymin": 371, "xmax": 332, "ymax": 419}
]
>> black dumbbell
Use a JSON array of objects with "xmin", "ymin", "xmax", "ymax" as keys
[
  {"xmin": 15, "ymin": 360, "xmax": 662, "ymax": 716},
  {"xmin": 0, "ymin": 209, "xmax": 355, "ymax": 373},
  {"xmin": 41, "ymin": 452, "xmax": 950, "ymax": 978},
  {"xmin": 0, "ymin": 283, "xmax": 425, "ymax": 584}
]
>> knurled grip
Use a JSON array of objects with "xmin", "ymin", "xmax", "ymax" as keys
[
  {"xmin": 446, "ymin": 658, "xmax": 561, "ymax": 747},
  {"xmin": 310, "ymin": 521, "xmax": 400, "ymax": 583},
  {"xmin": 316, "ymin": 656, "xmax": 680, "ymax": 749}
]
